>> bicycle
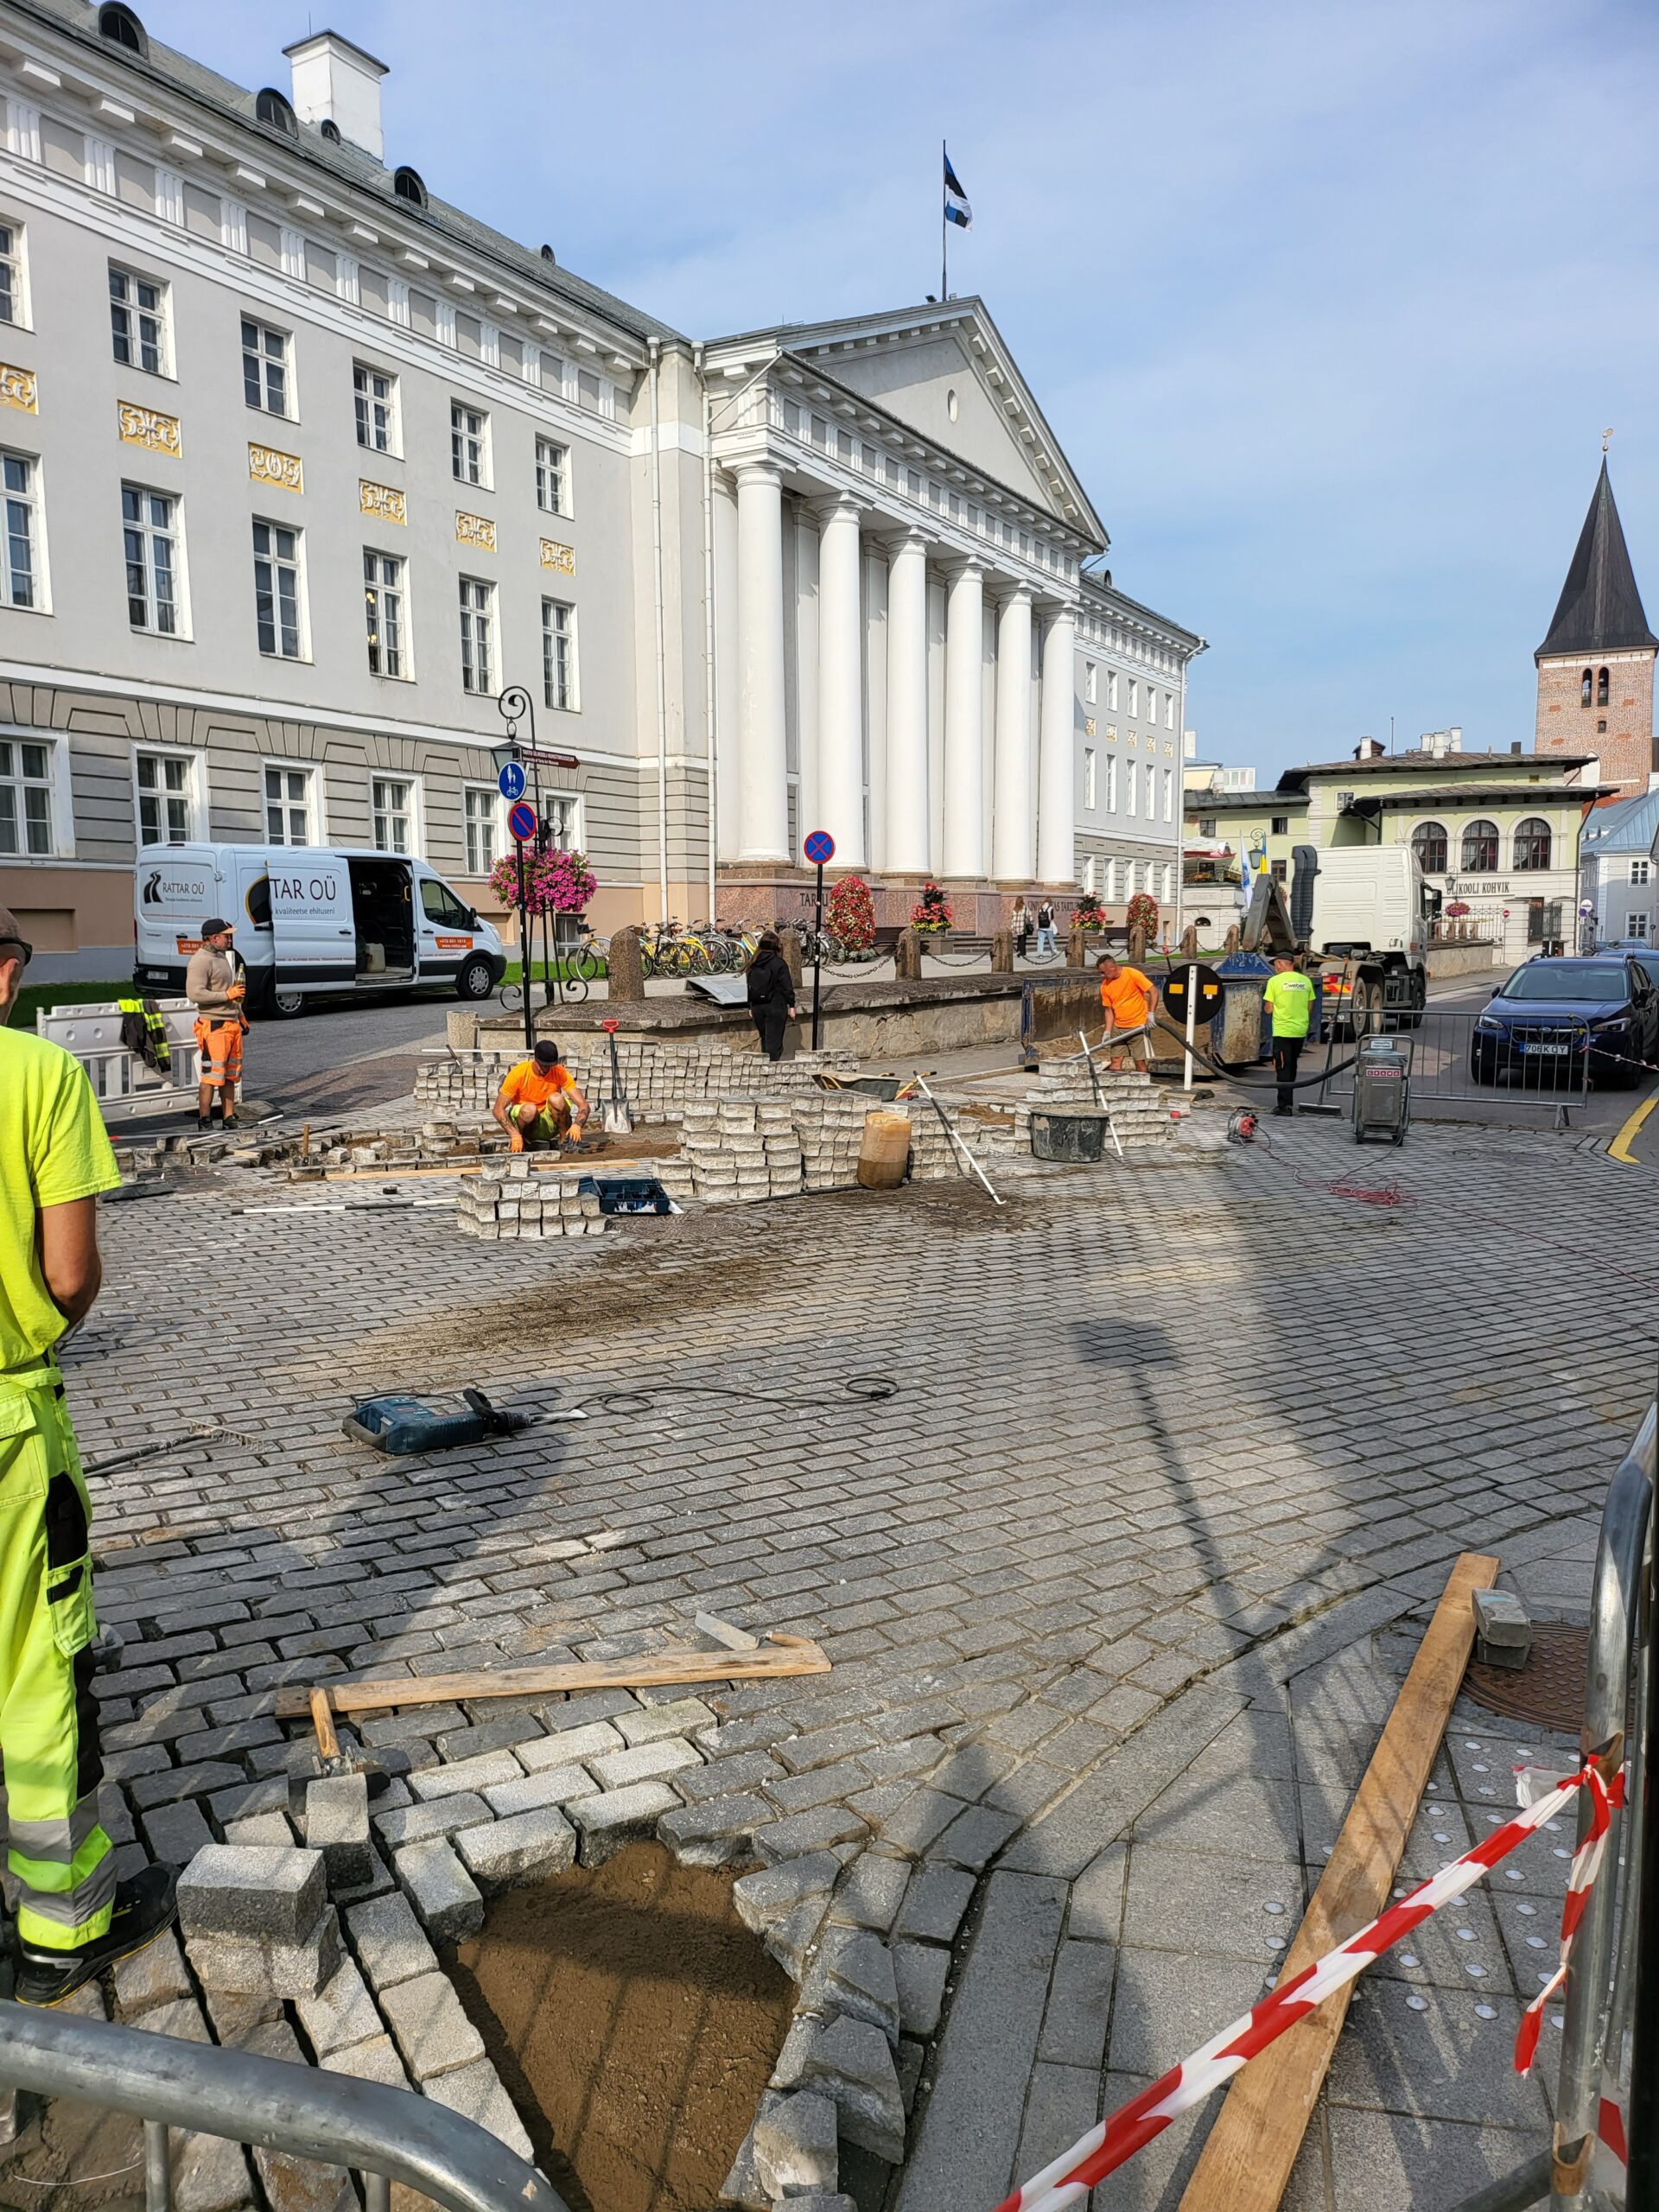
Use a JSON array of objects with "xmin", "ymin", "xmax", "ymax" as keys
[{"xmin": 560, "ymin": 926, "xmax": 607, "ymax": 1003}]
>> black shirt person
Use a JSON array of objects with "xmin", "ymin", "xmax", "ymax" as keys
[{"xmin": 746, "ymin": 931, "xmax": 798, "ymax": 1062}]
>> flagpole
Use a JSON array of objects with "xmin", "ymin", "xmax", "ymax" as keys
[{"xmin": 940, "ymin": 137, "xmax": 947, "ymax": 301}]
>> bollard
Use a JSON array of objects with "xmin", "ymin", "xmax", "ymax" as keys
[
  {"xmin": 1067, "ymin": 925, "xmax": 1086, "ymax": 969},
  {"xmin": 894, "ymin": 928, "xmax": 923, "ymax": 981},
  {"xmin": 605, "ymin": 924, "xmax": 645, "ymax": 1002},
  {"xmin": 780, "ymin": 927, "xmax": 805, "ymax": 991},
  {"xmin": 990, "ymin": 929, "xmax": 1014, "ymax": 974}
]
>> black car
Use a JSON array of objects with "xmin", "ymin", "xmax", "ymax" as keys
[{"xmin": 1470, "ymin": 954, "xmax": 1659, "ymax": 1087}]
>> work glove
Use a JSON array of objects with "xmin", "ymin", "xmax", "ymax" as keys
[
  {"xmin": 226, "ymin": 982, "xmax": 246, "ymax": 1002},
  {"xmin": 508, "ymin": 1129, "xmax": 524, "ymax": 1154}
]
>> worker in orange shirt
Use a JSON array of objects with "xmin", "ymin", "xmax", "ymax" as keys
[
  {"xmin": 1096, "ymin": 953, "xmax": 1160, "ymax": 1070},
  {"xmin": 491, "ymin": 1039, "xmax": 591, "ymax": 1153}
]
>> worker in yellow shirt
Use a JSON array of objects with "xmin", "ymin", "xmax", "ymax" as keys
[
  {"xmin": 0, "ymin": 906, "xmax": 177, "ymax": 2004},
  {"xmin": 491, "ymin": 1039, "xmax": 592, "ymax": 1152},
  {"xmin": 1263, "ymin": 954, "xmax": 1317, "ymax": 1116},
  {"xmin": 1096, "ymin": 954, "xmax": 1160, "ymax": 1070}
]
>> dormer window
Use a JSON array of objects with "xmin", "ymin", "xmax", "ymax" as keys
[
  {"xmin": 255, "ymin": 87, "xmax": 298, "ymax": 137},
  {"xmin": 1598, "ymin": 666, "xmax": 1610, "ymax": 706},
  {"xmin": 98, "ymin": 3, "xmax": 147, "ymax": 55},
  {"xmin": 394, "ymin": 167, "xmax": 428, "ymax": 209},
  {"xmin": 319, "ymin": 118, "xmax": 342, "ymax": 143}
]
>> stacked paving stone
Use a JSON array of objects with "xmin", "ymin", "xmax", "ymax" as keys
[
  {"xmin": 677, "ymin": 1097, "xmax": 804, "ymax": 1205},
  {"xmin": 791, "ymin": 1094, "xmax": 876, "ymax": 1192},
  {"xmin": 454, "ymin": 1155, "xmax": 604, "ymax": 1238},
  {"xmin": 1003, "ymin": 1063, "xmax": 1173, "ymax": 1153},
  {"xmin": 415, "ymin": 1040, "xmax": 857, "ymax": 1117},
  {"xmin": 290, "ymin": 1119, "xmax": 500, "ymax": 1177}
]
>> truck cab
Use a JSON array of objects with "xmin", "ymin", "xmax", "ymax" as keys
[{"xmin": 1306, "ymin": 845, "xmax": 1435, "ymax": 1033}]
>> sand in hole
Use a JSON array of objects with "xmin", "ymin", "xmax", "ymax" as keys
[{"xmin": 447, "ymin": 1842, "xmax": 796, "ymax": 2212}]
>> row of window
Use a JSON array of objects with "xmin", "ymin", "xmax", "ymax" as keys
[
  {"xmin": 0, "ymin": 732, "xmax": 581, "ymax": 871},
  {"xmin": 0, "ymin": 451, "xmax": 578, "ymax": 707},
  {"xmin": 1082, "ymin": 747, "xmax": 1175, "ymax": 822},
  {"xmin": 1079, "ymin": 856, "xmax": 1177, "ymax": 903},
  {"xmin": 1410, "ymin": 818, "xmax": 1555, "ymax": 874},
  {"xmin": 1082, "ymin": 659, "xmax": 1174, "ymax": 728}
]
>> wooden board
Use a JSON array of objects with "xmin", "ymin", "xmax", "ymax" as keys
[
  {"xmin": 1177, "ymin": 1551, "xmax": 1499, "ymax": 2212},
  {"xmin": 272, "ymin": 1631, "xmax": 830, "ymax": 1719}
]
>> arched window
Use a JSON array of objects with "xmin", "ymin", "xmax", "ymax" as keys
[
  {"xmin": 1513, "ymin": 817, "xmax": 1552, "ymax": 871},
  {"xmin": 99, "ymin": 3, "xmax": 147, "ymax": 54},
  {"xmin": 1461, "ymin": 819, "xmax": 1500, "ymax": 873},
  {"xmin": 1582, "ymin": 668, "xmax": 1594, "ymax": 706},
  {"xmin": 255, "ymin": 88, "xmax": 297, "ymax": 136},
  {"xmin": 1410, "ymin": 819, "xmax": 1448, "ymax": 873},
  {"xmin": 319, "ymin": 118, "xmax": 342, "ymax": 144},
  {"xmin": 393, "ymin": 166, "xmax": 428, "ymax": 208},
  {"xmin": 1598, "ymin": 667, "xmax": 1611, "ymax": 705}
]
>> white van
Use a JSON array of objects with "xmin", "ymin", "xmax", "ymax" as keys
[{"xmin": 133, "ymin": 843, "xmax": 506, "ymax": 1015}]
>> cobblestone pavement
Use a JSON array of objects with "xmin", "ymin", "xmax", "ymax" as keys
[{"xmin": 29, "ymin": 1114, "xmax": 1659, "ymax": 2211}]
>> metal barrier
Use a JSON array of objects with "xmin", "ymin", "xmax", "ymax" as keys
[
  {"xmin": 0, "ymin": 2002, "xmax": 566, "ymax": 2212},
  {"xmin": 1309, "ymin": 1007, "xmax": 1595, "ymax": 1122},
  {"xmin": 36, "ymin": 998, "xmax": 202, "ymax": 1122}
]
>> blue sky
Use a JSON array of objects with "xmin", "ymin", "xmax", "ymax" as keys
[{"xmin": 142, "ymin": 0, "xmax": 1659, "ymax": 777}]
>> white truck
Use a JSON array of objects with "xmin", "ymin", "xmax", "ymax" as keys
[
  {"xmin": 132, "ymin": 843, "xmax": 507, "ymax": 1015},
  {"xmin": 1245, "ymin": 844, "xmax": 1439, "ymax": 1032}
]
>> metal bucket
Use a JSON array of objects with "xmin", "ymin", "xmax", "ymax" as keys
[{"xmin": 1029, "ymin": 1105, "xmax": 1111, "ymax": 1163}]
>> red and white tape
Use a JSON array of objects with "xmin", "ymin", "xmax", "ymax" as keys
[{"xmin": 995, "ymin": 1759, "xmax": 1622, "ymax": 2212}]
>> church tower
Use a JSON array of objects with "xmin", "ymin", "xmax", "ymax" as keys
[{"xmin": 1535, "ymin": 460, "xmax": 1657, "ymax": 799}]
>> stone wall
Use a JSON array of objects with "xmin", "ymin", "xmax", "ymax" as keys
[{"xmin": 416, "ymin": 1040, "xmax": 859, "ymax": 1119}]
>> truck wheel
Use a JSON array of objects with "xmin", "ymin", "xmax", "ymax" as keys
[
  {"xmin": 455, "ymin": 954, "xmax": 496, "ymax": 1001},
  {"xmin": 1350, "ymin": 977, "xmax": 1382, "ymax": 1035},
  {"xmin": 1404, "ymin": 972, "xmax": 1427, "ymax": 1030}
]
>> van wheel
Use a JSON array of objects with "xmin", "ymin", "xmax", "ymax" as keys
[
  {"xmin": 455, "ymin": 955, "xmax": 496, "ymax": 1001},
  {"xmin": 264, "ymin": 985, "xmax": 305, "ymax": 1020}
]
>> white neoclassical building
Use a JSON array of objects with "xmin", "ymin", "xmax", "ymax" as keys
[{"xmin": 0, "ymin": 1, "xmax": 1202, "ymax": 976}]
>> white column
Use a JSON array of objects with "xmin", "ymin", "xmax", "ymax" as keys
[
  {"xmin": 884, "ymin": 529, "xmax": 931, "ymax": 873},
  {"xmin": 942, "ymin": 559, "xmax": 985, "ymax": 878},
  {"xmin": 863, "ymin": 547, "xmax": 888, "ymax": 873},
  {"xmin": 1037, "ymin": 602, "xmax": 1077, "ymax": 884},
  {"xmin": 712, "ymin": 472, "xmax": 740, "ymax": 861},
  {"xmin": 992, "ymin": 584, "xmax": 1034, "ymax": 881},
  {"xmin": 734, "ymin": 462, "xmax": 789, "ymax": 863},
  {"xmin": 815, "ymin": 492, "xmax": 866, "ymax": 868}
]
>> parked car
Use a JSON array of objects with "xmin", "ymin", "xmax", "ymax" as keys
[{"xmin": 1470, "ymin": 954, "xmax": 1659, "ymax": 1087}]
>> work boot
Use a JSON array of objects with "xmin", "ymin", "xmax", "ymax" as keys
[
  {"xmin": 13, "ymin": 1866, "xmax": 178, "ymax": 2007},
  {"xmin": 1274, "ymin": 1103, "xmax": 1294, "ymax": 1117},
  {"xmin": 196, "ymin": 1116, "xmax": 213, "ymax": 1133}
]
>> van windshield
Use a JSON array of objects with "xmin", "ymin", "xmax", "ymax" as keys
[{"xmin": 1502, "ymin": 963, "xmax": 1627, "ymax": 1002}]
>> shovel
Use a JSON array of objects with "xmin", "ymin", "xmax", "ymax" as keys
[{"xmin": 601, "ymin": 1017, "xmax": 633, "ymax": 1135}]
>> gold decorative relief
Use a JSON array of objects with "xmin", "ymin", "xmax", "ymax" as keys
[
  {"xmin": 455, "ymin": 510, "xmax": 496, "ymax": 550},
  {"xmin": 1084, "ymin": 716, "xmax": 1096, "ymax": 738},
  {"xmin": 249, "ymin": 443, "xmax": 302, "ymax": 493},
  {"xmin": 538, "ymin": 537, "xmax": 575, "ymax": 575},
  {"xmin": 0, "ymin": 364, "xmax": 37, "ymax": 413},
  {"xmin": 359, "ymin": 480, "xmax": 407, "ymax": 524},
  {"xmin": 118, "ymin": 400, "xmax": 181, "ymax": 455}
]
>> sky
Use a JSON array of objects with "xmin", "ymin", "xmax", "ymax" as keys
[{"xmin": 139, "ymin": 0, "xmax": 1659, "ymax": 779}]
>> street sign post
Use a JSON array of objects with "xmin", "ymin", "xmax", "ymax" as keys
[
  {"xmin": 498, "ymin": 760, "xmax": 527, "ymax": 804},
  {"xmin": 1161, "ymin": 961, "xmax": 1224, "ymax": 1091},
  {"xmin": 508, "ymin": 800, "xmax": 537, "ymax": 1051},
  {"xmin": 803, "ymin": 831, "xmax": 835, "ymax": 1048}
]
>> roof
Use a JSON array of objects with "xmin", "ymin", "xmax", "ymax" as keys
[
  {"xmin": 1337, "ymin": 783, "xmax": 1621, "ymax": 811},
  {"xmin": 1077, "ymin": 568, "xmax": 1206, "ymax": 655},
  {"xmin": 14, "ymin": 0, "xmax": 682, "ymax": 347},
  {"xmin": 1270, "ymin": 750, "xmax": 1599, "ymax": 794},
  {"xmin": 1183, "ymin": 789, "xmax": 1308, "ymax": 813},
  {"xmin": 1581, "ymin": 785, "xmax": 1659, "ymax": 855},
  {"xmin": 1536, "ymin": 460, "xmax": 1659, "ymax": 658}
]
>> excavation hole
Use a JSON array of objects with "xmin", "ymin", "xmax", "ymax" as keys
[{"xmin": 445, "ymin": 1841, "xmax": 795, "ymax": 2212}]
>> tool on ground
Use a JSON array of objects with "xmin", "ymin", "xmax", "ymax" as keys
[
  {"xmin": 341, "ymin": 1386, "xmax": 571, "ymax": 1455},
  {"xmin": 274, "ymin": 1629, "xmax": 831, "ymax": 1719},
  {"xmin": 81, "ymin": 1424, "xmax": 250, "ymax": 1478},
  {"xmin": 913, "ymin": 1074, "xmax": 1004, "ymax": 1205},
  {"xmin": 1351, "ymin": 1030, "xmax": 1413, "ymax": 1147},
  {"xmin": 1225, "ymin": 1107, "xmax": 1261, "ymax": 1145},
  {"xmin": 599, "ymin": 1017, "xmax": 634, "ymax": 1135},
  {"xmin": 1073, "ymin": 1033, "xmax": 1125, "ymax": 1160},
  {"xmin": 293, "ymin": 1685, "xmax": 394, "ymax": 1805}
]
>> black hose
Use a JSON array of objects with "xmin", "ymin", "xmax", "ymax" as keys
[
  {"xmin": 1147, "ymin": 1019, "xmax": 1363, "ymax": 1091},
  {"xmin": 588, "ymin": 1374, "xmax": 899, "ymax": 1418}
]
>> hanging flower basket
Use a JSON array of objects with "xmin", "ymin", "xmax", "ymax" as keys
[
  {"xmin": 910, "ymin": 882, "xmax": 954, "ymax": 933},
  {"xmin": 487, "ymin": 847, "xmax": 597, "ymax": 920}
]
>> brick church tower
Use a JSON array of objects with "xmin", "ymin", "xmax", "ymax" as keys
[{"xmin": 1535, "ymin": 460, "xmax": 1657, "ymax": 798}]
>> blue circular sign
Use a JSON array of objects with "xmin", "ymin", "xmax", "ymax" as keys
[
  {"xmin": 507, "ymin": 800, "xmax": 537, "ymax": 843},
  {"xmin": 804, "ymin": 829, "xmax": 836, "ymax": 866},
  {"xmin": 498, "ymin": 760, "xmax": 527, "ymax": 803}
]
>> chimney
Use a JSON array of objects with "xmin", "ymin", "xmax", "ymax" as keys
[
  {"xmin": 1354, "ymin": 735, "xmax": 1385, "ymax": 761},
  {"xmin": 1511, "ymin": 741, "xmax": 1522, "ymax": 755},
  {"xmin": 283, "ymin": 30, "xmax": 388, "ymax": 162},
  {"xmin": 1448, "ymin": 726, "xmax": 1463, "ymax": 753}
]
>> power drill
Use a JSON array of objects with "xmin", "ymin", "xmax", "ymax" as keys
[{"xmin": 342, "ymin": 1388, "xmax": 537, "ymax": 1455}]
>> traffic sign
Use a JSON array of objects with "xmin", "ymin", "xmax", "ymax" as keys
[
  {"xmin": 498, "ymin": 760, "xmax": 527, "ymax": 803},
  {"xmin": 507, "ymin": 799, "xmax": 537, "ymax": 844},
  {"xmin": 804, "ymin": 829, "xmax": 836, "ymax": 866},
  {"xmin": 1162, "ymin": 962, "xmax": 1225, "ymax": 1028}
]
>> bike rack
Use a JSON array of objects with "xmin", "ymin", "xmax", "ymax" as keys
[{"xmin": 0, "ymin": 2005, "xmax": 567, "ymax": 2212}]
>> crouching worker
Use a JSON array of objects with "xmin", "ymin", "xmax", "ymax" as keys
[{"xmin": 492, "ymin": 1039, "xmax": 591, "ymax": 1153}]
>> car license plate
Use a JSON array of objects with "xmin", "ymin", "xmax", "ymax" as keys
[{"xmin": 1521, "ymin": 1040, "xmax": 1568, "ymax": 1056}]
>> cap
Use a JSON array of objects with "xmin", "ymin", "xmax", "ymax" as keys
[
  {"xmin": 0, "ymin": 903, "xmax": 30, "ymax": 963},
  {"xmin": 532, "ymin": 1039, "xmax": 563, "ymax": 1065},
  {"xmin": 201, "ymin": 918, "xmax": 232, "ymax": 938}
]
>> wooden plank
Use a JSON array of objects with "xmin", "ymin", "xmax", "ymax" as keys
[
  {"xmin": 272, "ymin": 1631, "xmax": 830, "ymax": 1719},
  {"xmin": 308, "ymin": 1686, "xmax": 340, "ymax": 1761},
  {"xmin": 1178, "ymin": 1551, "xmax": 1499, "ymax": 2212}
]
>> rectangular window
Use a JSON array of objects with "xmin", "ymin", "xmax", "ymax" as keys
[
  {"xmin": 1103, "ymin": 857, "xmax": 1118, "ymax": 902},
  {"xmin": 1270, "ymin": 858, "xmax": 1287, "ymax": 884},
  {"xmin": 543, "ymin": 792, "xmax": 580, "ymax": 848},
  {"xmin": 241, "ymin": 317, "xmax": 290, "ymax": 415},
  {"xmin": 1166, "ymin": 694, "xmax": 1176, "ymax": 729},
  {"xmin": 1082, "ymin": 856, "xmax": 1096, "ymax": 895},
  {"xmin": 0, "ymin": 450, "xmax": 39, "ymax": 607},
  {"xmin": 1084, "ymin": 660, "xmax": 1097, "ymax": 706},
  {"xmin": 252, "ymin": 518, "xmax": 303, "ymax": 658},
  {"xmin": 450, "ymin": 399, "xmax": 487, "ymax": 486},
  {"xmin": 1108, "ymin": 670, "xmax": 1120, "ymax": 710},
  {"xmin": 372, "ymin": 774, "xmax": 415, "ymax": 855},
  {"xmin": 1271, "ymin": 814, "xmax": 1289, "ymax": 835},
  {"xmin": 1083, "ymin": 747, "xmax": 1096, "ymax": 809},
  {"xmin": 122, "ymin": 485, "xmax": 181, "ymax": 635},
  {"xmin": 1632, "ymin": 859, "xmax": 1652, "ymax": 886},
  {"xmin": 0, "ymin": 220, "xmax": 23, "ymax": 327},
  {"xmin": 0, "ymin": 735, "xmax": 53, "ymax": 855},
  {"xmin": 459, "ymin": 575, "xmax": 494, "ymax": 694},
  {"xmin": 363, "ymin": 547, "xmax": 405, "ymax": 678},
  {"xmin": 1105, "ymin": 753, "xmax": 1119, "ymax": 811},
  {"xmin": 1625, "ymin": 912, "xmax": 1649, "ymax": 940},
  {"xmin": 1126, "ymin": 756, "xmax": 1138, "ymax": 817},
  {"xmin": 264, "ymin": 763, "xmax": 314, "ymax": 846},
  {"xmin": 463, "ymin": 784, "xmax": 500, "ymax": 875},
  {"xmin": 535, "ymin": 435, "xmax": 569, "ymax": 514},
  {"xmin": 542, "ymin": 597, "xmax": 576, "ymax": 710},
  {"xmin": 353, "ymin": 361, "xmax": 397, "ymax": 453},
  {"xmin": 110, "ymin": 264, "xmax": 166, "ymax": 373},
  {"xmin": 1162, "ymin": 766, "xmax": 1173, "ymax": 823},
  {"xmin": 134, "ymin": 748, "xmax": 194, "ymax": 845},
  {"xmin": 1128, "ymin": 678, "xmax": 1139, "ymax": 719},
  {"xmin": 1123, "ymin": 861, "xmax": 1137, "ymax": 897},
  {"xmin": 1146, "ymin": 687, "xmax": 1158, "ymax": 726}
]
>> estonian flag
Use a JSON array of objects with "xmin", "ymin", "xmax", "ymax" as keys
[{"xmin": 944, "ymin": 149, "xmax": 972, "ymax": 231}]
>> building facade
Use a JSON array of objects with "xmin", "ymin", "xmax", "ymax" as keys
[
  {"xmin": 1579, "ymin": 786, "xmax": 1659, "ymax": 950},
  {"xmin": 1535, "ymin": 460, "xmax": 1657, "ymax": 801},
  {"xmin": 0, "ymin": 0, "xmax": 1202, "ymax": 980}
]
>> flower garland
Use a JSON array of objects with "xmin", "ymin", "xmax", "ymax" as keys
[
  {"xmin": 487, "ymin": 846, "xmax": 597, "ymax": 918},
  {"xmin": 911, "ymin": 882, "xmax": 953, "ymax": 933},
  {"xmin": 826, "ymin": 873, "xmax": 877, "ymax": 952}
]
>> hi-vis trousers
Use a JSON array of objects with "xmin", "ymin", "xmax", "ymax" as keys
[{"xmin": 0, "ymin": 1361, "xmax": 113, "ymax": 1951}]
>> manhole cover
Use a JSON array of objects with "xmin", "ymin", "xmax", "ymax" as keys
[{"xmin": 1464, "ymin": 1622, "xmax": 1588, "ymax": 1734}]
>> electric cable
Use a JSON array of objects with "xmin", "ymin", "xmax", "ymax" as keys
[{"xmin": 585, "ymin": 1374, "xmax": 899, "ymax": 1419}]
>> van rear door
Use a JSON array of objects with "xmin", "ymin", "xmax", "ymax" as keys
[
  {"xmin": 135, "ymin": 849, "xmax": 219, "ymax": 986},
  {"xmin": 267, "ymin": 852, "xmax": 355, "ymax": 989}
]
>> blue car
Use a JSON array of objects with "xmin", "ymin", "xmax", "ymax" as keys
[{"xmin": 1470, "ymin": 954, "xmax": 1659, "ymax": 1088}]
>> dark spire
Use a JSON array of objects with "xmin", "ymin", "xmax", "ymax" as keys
[{"xmin": 1536, "ymin": 460, "xmax": 1658, "ymax": 659}]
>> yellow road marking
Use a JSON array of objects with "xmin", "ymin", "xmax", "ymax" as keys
[{"xmin": 1609, "ymin": 1093, "xmax": 1659, "ymax": 1166}]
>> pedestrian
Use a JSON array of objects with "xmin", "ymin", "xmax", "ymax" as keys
[
  {"xmin": 492, "ymin": 1038, "xmax": 590, "ymax": 1152},
  {"xmin": 185, "ymin": 918, "xmax": 247, "ymax": 1133},
  {"xmin": 1095, "ymin": 952, "xmax": 1159, "ymax": 1070},
  {"xmin": 1034, "ymin": 898, "xmax": 1057, "ymax": 957},
  {"xmin": 1011, "ymin": 896, "xmax": 1032, "ymax": 958},
  {"xmin": 0, "ymin": 906, "xmax": 178, "ymax": 2003},
  {"xmin": 746, "ymin": 930, "xmax": 798, "ymax": 1062},
  {"xmin": 1263, "ymin": 954, "xmax": 1316, "ymax": 1116}
]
